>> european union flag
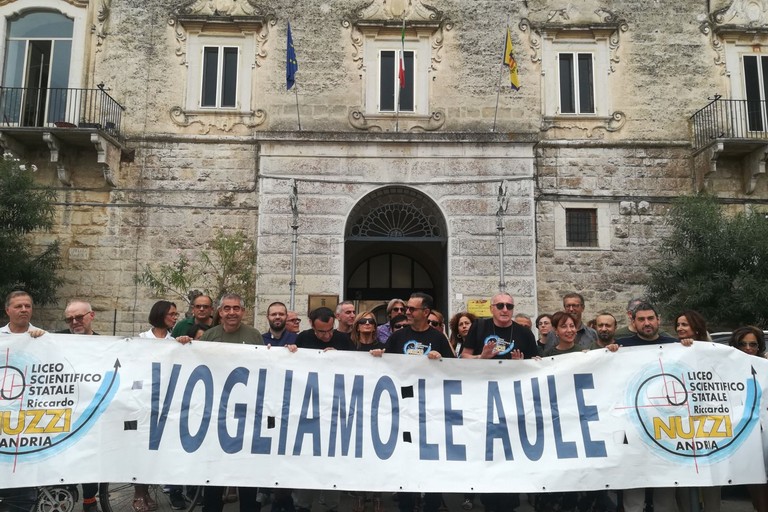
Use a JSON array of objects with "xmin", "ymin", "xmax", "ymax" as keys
[{"xmin": 286, "ymin": 22, "xmax": 298, "ymax": 90}]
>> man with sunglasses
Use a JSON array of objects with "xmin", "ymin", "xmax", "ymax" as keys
[
  {"xmin": 171, "ymin": 294, "xmax": 214, "ymax": 338},
  {"xmin": 374, "ymin": 292, "xmax": 453, "ymax": 359},
  {"xmin": 55, "ymin": 300, "xmax": 100, "ymax": 512},
  {"xmin": 461, "ymin": 292, "xmax": 537, "ymax": 360},
  {"xmin": 376, "ymin": 298, "xmax": 407, "ymax": 342}
]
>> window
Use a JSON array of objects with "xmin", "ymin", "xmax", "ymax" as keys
[
  {"xmin": 558, "ymin": 52, "xmax": 594, "ymax": 114},
  {"xmin": 539, "ymin": 29, "xmax": 613, "ymax": 119},
  {"xmin": 362, "ymin": 31, "xmax": 431, "ymax": 116},
  {"xmin": 565, "ymin": 208, "xmax": 597, "ymax": 247},
  {"xmin": 554, "ymin": 201, "xmax": 610, "ymax": 250},
  {"xmin": 183, "ymin": 32, "xmax": 255, "ymax": 113},
  {"xmin": 378, "ymin": 50, "xmax": 414, "ymax": 112},
  {"xmin": 742, "ymin": 54, "xmax": 768, "ymax": 131},
  {"xmin": 1, "ymin": 11, "xmax": 73, "ymax": 126},
  {"xmin": 200, "ymin": 46, "xmax": 239, "ymax": 108}
]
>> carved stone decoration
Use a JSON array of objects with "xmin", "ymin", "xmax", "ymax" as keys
[
  {"xmin": 174, "ymin": 0, "xmax": 275, "ymax": 17},
  {"xmin": 348, "ymin": 109, "xmax": 384, "ymax": 131},
  {"xmin": 741, "ymin": 144, "xmax": 768, "ymax": 194},
  {"xmin": 94, "ymin": 0, "xmax": 111, "ymax": 48},
  {"xmin": 595, "ymin": 8, "xmax": 628, "ymax": 73},
  {"xmin": 342, "ymin": 20, "xmax": 365, "ymax": 70},
  {"xmin": 409, "ymin": 110, "xmax": 445, "ymax": 132},
  {"xmin": 57, "ymin": 164, "xmax": 73, "ymax": 187},
  {"xmin": 540, "ymin": 111, "xmax": 627, "ymax": 137},
  {"xmin": 42, "ymin": 132, "xmax": 61, "ymax": 163},
  {"xmin": 91, "ymin": 133, "xmax": 120, "ymax": 187},
  {"xmin": 170, "ymin": 1, "xmax": 277, "ymax": 66},
  {"xmin": 693, "ymin": 141, "xmax": 724, "ymax": 192},
  {"xmin": 430, "ymin": 20, "xmax": 454, "ymax": 72},
  {"xmin": 699, "ymin": 20, "xmax": 727, "ymax": 74},
  {"xmin": 518, "ymin": 18, "xmax": 542, "ymax": 64},
  {"xmin": 711, "ymin": 0, "xmax": 768, "ymax": 26},
  {"xmin": 0, "ymin": 132, "xmax": 24, "ymax": 160},
  {"xmin": 169, "ymin": 106, "xmax": 267, "ymax": 132}
]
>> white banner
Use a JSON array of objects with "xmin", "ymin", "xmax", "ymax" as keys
[{"xmin": 0, "ymin": 334, "xmax": 766, "ymax": 492}]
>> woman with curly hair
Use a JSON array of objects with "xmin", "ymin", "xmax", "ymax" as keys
[{"xmin": 448, "ymin": 311, "xmax": 477, "ymax": 356}]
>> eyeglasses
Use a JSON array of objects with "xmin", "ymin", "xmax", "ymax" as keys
[
  {"xmin": 738, "ymin": 341, "xmax": 759, "ymax": 348},
  {"xmin": 393, "ymin": 323, "xmax": 407, "ymax": 330},
  {"xmin": 391, "ymin": 306, "xmax": 406, "ymax": 312},
  {"xmin": 493, "ymin": 303, "xmax": 515, "ymax": 311},
  {"xmin": 193, "ymin": 304, "xmax": 212, "ymax": 310},
  {"xmin": 166, "ymin": 312, "xmax": 180, "ymax": 318},
  {"xmin": 428, "ymin": 320, "xmax": 441, "ymax": 327},
  {"xmin": 64, "ymin": 313, "xmax": 91, "ymax": 324},
  {"xmin": 405, "ymin": 306, "xmax": 425, "ymax": 312},
  {"xmin": 288, "ymin": 319, "xmax": 301, "ymax": 323},
  {"xmin": 358, "ymin": 318, "xmax": 376, "ymax": 325}
]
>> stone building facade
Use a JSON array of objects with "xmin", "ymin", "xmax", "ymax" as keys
[{"xmin": 2, "ymin": 0, "xmax": 767, "ymax": 334}]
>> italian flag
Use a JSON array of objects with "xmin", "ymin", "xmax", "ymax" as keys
[{"xmin": 399, "ymin": 20, "xmax": 406, "ymax": 89}]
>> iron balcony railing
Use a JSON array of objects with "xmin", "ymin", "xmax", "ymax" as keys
[
  {"xmin": 691, "ymin": 95, "xmax": 768, "ymax": 150},
  {"xmin": 0, "ymin": 85, "xmax": 125, "ymax": 141}
]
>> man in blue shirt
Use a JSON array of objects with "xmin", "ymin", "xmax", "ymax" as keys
[{"xmin": 262, "ymin": 301, "xmax": 297, "ymax": 346}]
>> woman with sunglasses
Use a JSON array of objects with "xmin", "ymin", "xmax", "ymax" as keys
[
  {"xmin": 351, "ymin": 311, "xmax": 385, "ymax": 351},
  {"xmin": 428, "ymin": 310, "xmax": 447, "ymax": 336},
  {"xmin": 730, "ymin": 326, "xmax": 767, "ymax": 511}
]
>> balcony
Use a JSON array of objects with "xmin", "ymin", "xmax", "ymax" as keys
[
  {"xmin": 690, "ymin": 96, "xmax": 768, "ymax": 194},
  {"xmin": 0, "ymin": 85, "xmax": 128, "ymax": 186}
]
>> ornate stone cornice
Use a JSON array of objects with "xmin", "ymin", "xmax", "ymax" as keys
[
  {"xmin": 348, "ymin": 109, "xmax": 445, "ymax": 132},
  {"xmin": 169, "ymin": 1, "xmax": 276, "ymax": 66},
  {"xmin": 0, "ymin": 0, "xmax": 88, "ymax": 6},
  {"xmin": 169, "ymin": 107, "xmax": 267, "ymax": 132},
  {"xmin": 342, "ymin": 0, "xmax": 453, "ymax": 71},
  {"xmin": 700, "ymin": 2, "xmax": 768, "ymax": 75},
  {"xmin": 519, "ymin": 8, "xmax": 629, "ymax": 73}
]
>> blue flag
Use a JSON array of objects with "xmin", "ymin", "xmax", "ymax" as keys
[{"xmin": 286, "ymin": 22, "xmax": 298, "ymax": 90}]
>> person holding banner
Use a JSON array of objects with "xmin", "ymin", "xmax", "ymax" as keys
[
  {"xmin": 351, "ymin": 311, "xmax": 384, "ymax": 351},
  {"xmin": 2, "ymin": 290, "xmax": 44, "ymax": 336},
  {"xmin": 730, "ymin": 327, "xmax": 768, "ymax": 512},
  {"xmin": 543, "ymin": 311, "xmax": 585, "ymax": 357},
  {"xmin": 138, "ymin": 300, "xmax": 179, "ymax": 340},
  {"xmin": 460, "ymin": 292, "xmax": 538, "ymax": 360},
  {"xmin": 200, "ymin": 294, "xmax": 262, "ymax": 344},
  {"xmin": 448, "ymin": 311, "xmax": 476, "ymax": 357},
  {"xmin": 375, "ymin": 292, "xmax": 454, "ymax": 359}
]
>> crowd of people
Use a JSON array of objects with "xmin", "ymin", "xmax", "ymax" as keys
[{"xmin": 2, "ymin": 289, "xmax": 767, "ymax": 512}]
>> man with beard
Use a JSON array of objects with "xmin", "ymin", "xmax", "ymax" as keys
[
  {"xmin": 589, "ymin": 312, "xmax": 619, "ymax": 351},
  {"xmin": 262, "ymin": 301, "xmax": 297, "ymax": 346},
  {"xmin": 618, "ymin": 302, "xmax": 678, "ymax": 347}
]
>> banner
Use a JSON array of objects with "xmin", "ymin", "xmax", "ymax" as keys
[{"xmin": 1, "ymin": 334, "xmax": 766, "ymax": 492}]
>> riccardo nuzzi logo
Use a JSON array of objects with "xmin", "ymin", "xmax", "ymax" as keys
[
  {"xmin": 623, "ymin": 359, "xmax": 760, "ymax": 464},
  {"xmin": 0, "ymin": 348, "xmax": 120, "ymax": 462}
]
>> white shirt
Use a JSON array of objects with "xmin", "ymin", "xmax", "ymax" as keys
[
  {"xmin": 1, "ymin": 323, "xmax": 39, "ymax": 334},
  {"xmin": 138, "ymin": 328, "xmax": 173, "ymax": 339}
]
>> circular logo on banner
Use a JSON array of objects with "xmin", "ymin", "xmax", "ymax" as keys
[
  {"xmin": 403, "ymin": 340, "xmax": 432, "ymax": 356},
  {"xmin": 624, "ymin": 361, "xmax": 759, "ymax": 464},
  {"xmin": 484, "ymin": 334, "xmax": 514, "ymax": 356},
  {"xmin": 0, "ymin": 351, "xmax": 119, "ymax": 460}
]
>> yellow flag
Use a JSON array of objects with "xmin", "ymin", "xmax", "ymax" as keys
[{"xmin": 504, "ymin": 28, "xmax": 521, "ymax": 90}]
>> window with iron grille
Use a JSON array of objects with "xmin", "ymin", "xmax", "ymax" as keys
[{"xmin": 565, "ymin": 208, "xmax": 598, "ymax": 247}]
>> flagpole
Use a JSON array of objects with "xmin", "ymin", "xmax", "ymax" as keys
[
  {"xmin": 294, "ymin": 85, "xmax": 302, "ymax": 131},
  {"xmin": 492, "ymin": 16, "xmax": 510, "ymax": 133}
]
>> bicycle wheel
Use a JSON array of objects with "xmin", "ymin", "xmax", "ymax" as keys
[
  {"xmin": 99, "ymin": 484, "xmax": 199, "ymax": 512},
  {"xmin": 0, "ymin": 488, "xmax": 37, "ymax": 512}
]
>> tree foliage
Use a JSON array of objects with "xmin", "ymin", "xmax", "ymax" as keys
[
  {"xmin": 646, "ymin": 194, "xmax": 768, "ymax": 330},
  {"xmin": 0, "ymin": 156, "xmax": 62, "ymax": 308},
  {"xmin": 135, "ymin": 230, "xmax": 257, "ymax": 307}
]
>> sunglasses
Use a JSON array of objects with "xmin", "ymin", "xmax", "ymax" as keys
[
  {"xmin": 64, "ymin": 313, "xmax": 91, "ymax": 324},
  {"xmin": 358, "ymin": 318, "xmax": 376, "ymax": 325},
  {"xmin": 391, "ymin": 306, "xmax": 406, "ymax": 312},
  {"xmin": 428, "ymin": 320, "xmax": 441, "ymax": 327},
  {"xmin": 393, "ymin": 323, "xmax": 407, "ymax": 330},
  {"xmin": 405, "ymin": 306, "xmax": 424, "ymax": 312},
  {"xmin": 493, "ymin": 303, "xmax": 515, "ymax": 311}
]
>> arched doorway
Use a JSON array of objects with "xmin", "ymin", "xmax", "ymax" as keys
[{"xmin": 344, "ymin": 186, "xmax": 448, "ymax": 317}]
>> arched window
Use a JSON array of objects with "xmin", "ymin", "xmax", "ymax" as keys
[{"xmin": 2, "ymin": 10, "xmax": 73, "ymax": 125}]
